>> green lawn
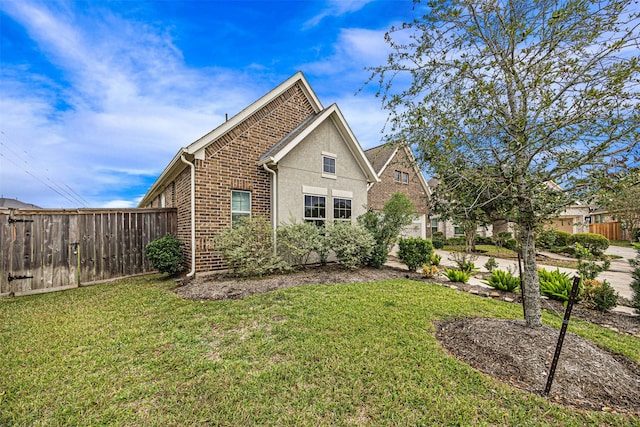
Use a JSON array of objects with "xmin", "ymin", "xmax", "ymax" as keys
[{"xmin": 1, "ymin": 275, "xmax": 638, "ymax": 426}]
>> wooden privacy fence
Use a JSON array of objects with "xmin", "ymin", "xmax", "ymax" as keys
[
  {"xmin": 589, "ymin": 222, "xmax": 622, "ymax": 241},
  {"xmin": 1, "ymin": 208, "xmax": 177, "ymax": 297}
]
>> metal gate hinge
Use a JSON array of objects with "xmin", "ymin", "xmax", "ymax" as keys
[
  {"xmin": 8, "ymin": 274, "xmax": 34, "ymax": 282},
  {"xmin": 8, "ymin": 218, "xmax": 34, "ymax": 224}
]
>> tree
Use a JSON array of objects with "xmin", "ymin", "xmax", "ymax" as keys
[
  {"xmin": 369, "ymin": 0, "xmax": 639, "ymax": 327},
  {"xmin": 358, "ymin": 192, "xmax": 415, "ymax": 267},
  {"xmin": 599, "ymin": 168, "xmax": 640, "ymax": 242}
]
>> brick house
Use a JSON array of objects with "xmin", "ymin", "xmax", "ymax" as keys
[
  {"xmin": 364, "ymin": 143, "xmax": 431, "ymax": 238},
  {"xmin": 138, "ymin": 72, "xmax": 378, "ymax": 275}
]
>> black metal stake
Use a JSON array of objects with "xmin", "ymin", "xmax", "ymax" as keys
[{"xmin": 544, "ymin": 275, "xmax": 582, "ymax": 396}]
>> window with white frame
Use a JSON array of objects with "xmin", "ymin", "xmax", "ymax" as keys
[
  {"xmin": 402, "ymin": 172, "xmax": 409, "ymax": 184},
  {"xmin": 304, "ymin": 195, "xmax": 326, "ymax": 227},
  {"xmin": 394, "ymin": 170, "xmax": 401, "ymax": 182},
  {"xmin": 231, "ymin": 190, "xmax": 251, "ymax": 226},
  {"xmin": 333, "ymin": 198, "xmax": 352, "ymax": 222},
  {"xmin": 322, "ymin": 155, "xmax": 336, "ymax": 176},
  {"xmin": 431, "ymin": 218, "xmax": 438, "ymax": 234}
]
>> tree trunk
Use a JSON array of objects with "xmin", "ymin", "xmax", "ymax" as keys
[{"xmin": 520, "ymin": 223, "xmax": 543, "ymax": 328}]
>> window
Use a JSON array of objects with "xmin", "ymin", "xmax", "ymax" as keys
[
  {"xmin": 322, "ymin": 156, "xmax": 336, "ymax": 175},
  {"xmin": 402, "ymin": 172, "xmax": 409, "ymax": 184},
  {"xmin": 231, "ymin": 190, "xmax": 251, "ymax": 226},
  {"xmin": 431, "ymin": 219, "xmax": 438, "ymax": 234},
  {"xmin": 454, "ymin": 223, "xmax": 463, "ymax": 236},
  {"xmin": 394, "ymin": 170, "xmax": 409, "ymax": 184},
  {"xmin": 304, "ymin": 195, "xmax": 326, "ymax": 227},
  {"xmin": 394, "ymin": 170, "xmax": 401, "ymax": 182},
  {"xmin": 333, "ymin": 198, "xmax": 352, "ymax": 222}
]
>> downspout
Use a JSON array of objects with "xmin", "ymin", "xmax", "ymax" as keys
[
  {"xmin": 180, "ymin": 154, "xmax": 196, "ymax": 278},
  {"xmin": 262, "ymin": 163, "xmax": 277, "ymax": 254}
]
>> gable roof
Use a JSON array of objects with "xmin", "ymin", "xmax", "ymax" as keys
[
  {"xmin": 0, "ymin": 198, "xmax": 42, "ymax": 209},
  {"xmin": 259, "ymin": 103, "xmax": 379, "ymax": 183},
  {"xmin": 365, "ymin": 142, "xmax": 431, "ymax": 196},
  {"xmin": 139, "ymin": 72, "xmax": 324, "ymax": 207}
]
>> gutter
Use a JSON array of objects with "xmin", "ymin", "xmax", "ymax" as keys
[
  {"xmin": 262, "ymin": 163, "xmax": 277, "ymax": 254},
  {"xmin": 180, "ymin": 153, "xmax": 196, "ymax": 278}
]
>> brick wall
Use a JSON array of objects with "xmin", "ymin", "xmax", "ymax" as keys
[
  {"xmin": 368, "ymin": 147, "xmax": 430, "ymax": 215},
  {"xmin": 149, "ymin": 82, "xmax": 316, "ymax": 273}
]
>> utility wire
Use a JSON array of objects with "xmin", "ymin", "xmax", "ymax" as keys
[{"xmin": 0, "ymin": 132, "xmax": 89, "ymax": 207}]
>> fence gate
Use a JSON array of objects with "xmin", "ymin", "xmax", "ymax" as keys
[
  {"xmin": 1, "ymin": 211, "xmax": 79, "ymax": 296},
  {"xmin": 1, "ymin": 208, "xmax": 177, "ymax": 297}
]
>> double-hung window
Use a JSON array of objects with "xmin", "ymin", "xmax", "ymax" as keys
[
  {"xmin": 231, "ymin": 190, "xmax": 251, "ymax": 226},
  {"xmin": 304, "ymin": 195, "xmax": 326, "ymax": 227},
  {"xmin": 322, "ymin": 153, "xmax": 336, "ymax": 178},
  {"xmin": 333, "ymin": 198, "xmax": 352, "ymax": 222}
]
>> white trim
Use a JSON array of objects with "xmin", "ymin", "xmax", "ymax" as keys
[
  {"xmin": 302, "ymin": 185, "xmax": 328, "ymax": 195},
  {"xmin": 322, "ymin": 151, "xmax": 337, "ymax": 157},
  {"xmin": 231, "ymin": 190, "xmax": 251, "ymax": 226},
  {"xmin": 332, "ymin": 189, "xmax": 353, "ymax": 198}
]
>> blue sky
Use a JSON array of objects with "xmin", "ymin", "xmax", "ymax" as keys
[{"xmin": 0, "ymin": 0, "xmax": 418, "ymax": 208}]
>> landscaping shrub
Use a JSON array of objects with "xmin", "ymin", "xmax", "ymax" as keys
[
  {"xmin": 574, "ymin": 243, "xmax": 610, "ymax": 280},
  {"xmin": 432, "ymin": 238, "xmax": 444, "ymax": 249},
  {"xmin": 629, "ymin": 243, "xmax": 640, "ymax": 314},
  {"xmin": 444, "ymin": 268, "xmax": 470, "ymax": 283},
  {"xmin": 553, "ymin": 230, "xmax": 571, "ymax": 247},
  {"xmin": 475, "ymin": 235, "xmax": 494, "ymax": 245},
  {"xmin": 397, "ymin": 237, "xmax": 434, "ymax": 272},
  {"xmin": 277, "ymin": 221, "xmax": 321, "ymax": 267},
  {"xmin": 325, "ymin": 222, "xmax": 374, "ymax": 269},
  {"xmin": 503, "ymin": 238, "xmax": 517, "ymax": 251},
  {"xmin": 582, "ymin": 279, "xmax": 618, "ymax": 312},
  {"xmin": 448, "ymin": 251, "xmax": 478, "ymax": 274},
  {"xmin": 145, "ymin": 234, "xmax": 185, "ymax": 275},
  {"xmin": 538, "ymin": 268, "xmax": 580, "ymax": 305},
  {"xmin": 216, "ymin": 216, "xmax": 288, "ymax": 277},
  {"xmin": 483, "ymin": 257, "xmax": 498, "ymax": 272},
  {"xmin": 430, "ymin": 253, "xmax": 441, "ymax": 266},
  {"xmin": 422, "ymin": 264, "xmax": 439, "ymax": 278},
  {"xmin": 495, "ymin": 231, "xmax": 513, "ymax": 251},
  {"xmin": 358, "ymin": 193, "xmax": 415, "ymax": 267},
  {"xmin": 535, "ymin": 229, "xmax": 557, "ymax": 250},
  {"xmin": 446, "ymin": 236, "xmax": 466, "ymax": 246},
  {"xmin": 569, "ymin": 232, "xmax": 609, "ymax": 256},
  {"xmin": 484, "ymin": 269, "xmax": 520, "ymax": 292}
]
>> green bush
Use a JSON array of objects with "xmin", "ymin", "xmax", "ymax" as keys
[
  {"xmin": 475, "ymin": 235, "xmax": 494, "ymax": 245},
  {"xmin": 216, "ymin": 216, "xmax": 288, "ymax": 277},
  {"xmin": 145, "ymin": 234, "xmax": 185, "ymax": 275},
  {"xmin": 484, "ymin": 269, "xmax": 520, "ymax": 292},
  {"xmin": 430, "ymin": 253, "xmax": 441, "ymax": 266},
  {"xmin": 358, "ymin": 193, "xmax": 415, "ymax": 268},
  {"xmin": 276, "ymin": 221, "xmax": 321, "ymax": 267},
  {"xmin": 538, "ymin": 268, "xmax": 580, "ymax": 305},
  {"xmin": 444, "ymin": 269, "xmax": 470, "ymax": 283},
  {"xmin": 574, "ymin": 243, "xmax": 611, "ymax": 280},
  {"xmin": 582, "ymin": 279, "xmax": 618, "ymax": 312},
  {"xmin": 503, "ymin": 238, "xmax": 517, "ymax": 251},
  {"xmin": 448, "ymin": 251, "xmax": 478, "ymax": 274},
  {"xmin": 629, "ymin": 243, "xmax": 640, "ymax": 314},
  {"xmin": 553, "ymin": 230, "xmax": 571, "ymax": 247},
  {"xmin": 446, "ymin": 236, "xmax": 466, "ymax": 246},
  {"xmin": 569, "ymin": 232, "xmax": 609, "ymax": 256},
  {"xmin": 432, "ymin": 238, "xmax": 444, "ymax": 249},
  {"xmin": 397, "ymin": 237, "xmax": 434, "ymax": 272},
  {"xmin": 483, "ymin": 257, "xmax": 498, "ymax": 272},
  {"xmin": 325, "ymin": 222, "xmax": 374, "ymax": 269},
  {"xmin": 536, "ymin": 229, "xmax": 557, "ymax": 250}
]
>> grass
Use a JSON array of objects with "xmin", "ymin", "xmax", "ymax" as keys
[
  {"xmin": 1, "ymin": 275, "xmax": 638, "ymax": 426},
  {"xmin": 610, "ymin": 240, "xmax": 637, "ymax": 248}
]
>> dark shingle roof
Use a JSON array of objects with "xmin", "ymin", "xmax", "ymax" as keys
[{"xmin": 364, "ymin": 143, "xmax": 398, "ymax": 174}]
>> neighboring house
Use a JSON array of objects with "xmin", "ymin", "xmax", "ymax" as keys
[
  {"xmin": 365, "ymin": 143, "xmax": 431, "ymax": 238},
  {"xmin": 0, "ymin": 198, "xmax": 41, "ymax": 209},
  {"xmin": 138, "ymin": 72, "xmax": 378, "ymax": 274},
  {"xmin": 545, "ymin": 202, "xmax": 590, "ymax": 234}
]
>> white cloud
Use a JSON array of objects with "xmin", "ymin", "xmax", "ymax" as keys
[
  {"xmin": 304, "ymin": 0, "xmax": 375, "ymax": 29},
  {"xmin": 0, "ymin": 1, "xmax": 261, "ymax": 208}
]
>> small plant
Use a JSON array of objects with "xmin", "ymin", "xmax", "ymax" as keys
[
  {"xmin": 397, "ymin": 237, "xmax": 434, "ymax": 272},
  {"xmin": 448, "ymin": 251, "xmax": 478, "ymax": 274},
  {"xmin": 484, "ymin": 269, "xmax": 520, "ymax": 292},
  {"xmin": 430, "ymin": 253, "xmax": 441, "ymax": 266},
  {"xmin": 145, "ymin": 234, "xmax": 185, "ymax": 275},
  {"xmin": 444, "ymin": 268, "xmax": 470, "ymax": 283},
  {"xmin": 325, "ymin": 222, "xmax": 374, "ymax": 269},
  {"xmin": 574, "ymin": 243, "xmax": 611, "ymax": 280},
  {"xmin": 422, "ymin": 264, "xmax": 439, "ymax": 278},
  {"xmin": 582, "ymin": 279, "xmax": 618, "ymax": 312},
  {"xmin": 538, "ymin": 268, "xmax": 579, "ymax": 305},
  {"xmin": 483, "ymin": 257, "xmax": 498, "ymax": 272}
]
